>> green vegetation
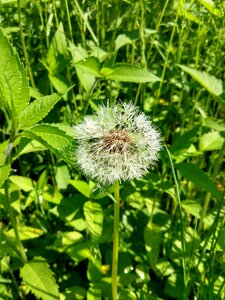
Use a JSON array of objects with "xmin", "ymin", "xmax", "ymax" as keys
[{"xmin": 0, "ymin": 1, "xmax": 225, "ymax": 299}]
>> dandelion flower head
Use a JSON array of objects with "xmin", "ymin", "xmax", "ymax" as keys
[{"xmin": 74, "ymin": 102, "xmax": 161, "ymax": 186}]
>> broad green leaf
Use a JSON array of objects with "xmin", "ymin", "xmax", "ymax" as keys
[
  {"xmin": 144, "ymin": 222, "xmax": 162, "ymax": 266},
  {"xmin": 83, "ymin": 201, "xmax": 103, "ymax": 242},
  {"xmin": 181, "ymin": 200, "xmax": 201, "ymax": 218},
  {"xmin": 0, "ymin": 28, "xmax": 29, "ymax": 121},
  {"xmin": 75, "ymin": 57, "xmax": 102, "ymax": 77},
  {"xmin": 87, "ymin": 246, "xmax": 102, "ymax": 282},
  {"xmin": 21, "ymin": 124, "xmax": 75, "ymax": 164},
  {"xmin": 21, "ymin": 256, "xmax": 59, "ymax": 300},
  {"xmin": 115, "ymin": 30, "xmax": 140, "ymax": 51},
  {"xmin": 7, "ymin": 226, "xmax": 44, "ymax": 240},
  {"xmin": 15, "ymin": 138, "xmax": 46, "ymax": 158},
  {"xmin": 178, "ymin": 65, "xmax": 225, "ymax": 100},
  {"xmin": 170, "ymin": 126, "xmax": 199, "ymax": 156},
  {"xmin": 0, "ymin": 164, "xmax": 10, "ymax": 188},
  {"xmin": 9, "ymin": 175, "xmax": 34, "ymax": 191},
  {"xmin": 47, "ymin": 22, "xmax": 69, "ymax": 75},
  {"xmin": 199, "ymin": 131, "xmax": 225, "ymax": 151},
  {"xmin": 18, "ymin": 93, "xmax": 61, "ymax": 130},
  {"xmin": 70, "ymin": 179, "xmax": 91, "ymax": 198},
  {"xmin": 55, "ymin": 164, "xmax": 70, "ymax": 189},
  {"xmin": 87, "ymin": 286, "xmax": 101, "ymax": 300},
  {"xmin": 196, "ymin": 0, "xmax": 222, "ymax": 17},
  {"xmin": 177, "ymin": 163, "xmax": 221, "ymax": 198},
  {"xmin": 67, "ymin": 241, "xmax": 92, "ymax": 265},
  {"xmin": 51, "ymin": 231, "xmax": 84, "ymax": 252},
  {"xmin": 103, "ymin": 64, "xmax": 161, "ymax": 83},
  {"xmin": 203, "ymin": 118, "xmax": 225, "ymax": 131}
]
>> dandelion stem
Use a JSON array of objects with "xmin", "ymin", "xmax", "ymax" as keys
[{"xmin": 112, "ymin": 180, "xmax": 120, "ymax": 300}]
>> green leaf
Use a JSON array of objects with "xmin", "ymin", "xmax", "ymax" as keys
[
  {"xmin": 87, "ymin": 286, "xmax": 101, "ymax": 300},
  {"xmin": 15, "ymin": 138, "xmax": 46, "ymax": 158},
  {"xmin": 55, "ymin": 164, "xmax": 70, "ymax": 189},
  {"xmin": 67, "ymin": 241, "xmax": 92, "ymax": 265},
  {"xmin": 70, "ymin": 179, "xmax": 91, "ymax": 198},
  {"xmin": 0, "ymin": 28, "xmax": 29, "ymax": 122},
  {"xmin": 20, "ymin": 256, "xmax": 59, "ymax": 300},
  {"xmin": 7, "ymin": 225, "xmax": 44, "ymax": 240},
  {"xmin": 176, "ymin": 163, "xmax": 221, "ymax": 198},
  {"xmin": 83, "ymin": 201, "xmax": 103, "ymax": 242},
  {"xmin": 170, "ymin": 127, "xmax": 199, "ymax": 156},
  {"xmin": 0, "ymin": 164, "xmax": 10, "ymax": 188},
  {"xmin": 199, "ymin": 131, "xmax": 225, "ymax": 151},
  {"xmin": 178, "ymin": 65, "xmax": 225, "ymax": 101},
  {"xmin": 21, "ymin": 124, "xmax": 75, "ymax": 164},
  {"xmin": 181, "ymin": 200, "xmax": 201, "ymax": 218},
  {"xmin": 196, "ymin": 0, "xmax": 222, "ymax": 17},
  {"xmin": 18, "ymin": 93, "xmax": 61, "ymax": 130},
  {"xmin": 87, "ymin": 246, "xmax": 102, "ymax": 282},
  {"xmin": 75, "ymin": 57, "xmax": 102, "ymax": 77},
  {"xmin": 144, "ymin": 222, "xmax": 162, "ymax": 266},
  {"xmin": 9, "ymin": 175, "xmax": 34, "ymax": 191},
  {"xmin": 46, "ymin": 22, "xmax": 69, "ymax": 75},
  {"xmin": 103, "ymin": 63, "xmax": 161, "ymax": 83}
]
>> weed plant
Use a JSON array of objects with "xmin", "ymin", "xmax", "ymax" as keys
[{"xmin": 0, "ymin": 1, "xmax": 225, "ymax": 299}]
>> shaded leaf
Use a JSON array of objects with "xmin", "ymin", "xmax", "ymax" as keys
[
  {"xmin": 83, "ymin": 201, "xmax": 103, "ymax": 242},
  {"xmin": 177, "ymin": 163, "xmax": 221, "ymax": 198}
]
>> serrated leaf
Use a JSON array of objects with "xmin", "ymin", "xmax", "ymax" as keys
[
  {"xmin": 103, "ymin": 64, "xmax": 161, "ymax": 83},
  {"xmin": 70, "ymin": 179, "xmax": 91, "ymax": 198},
  {"xmin": 199, "ymin": 131, "xmax": 225, "ymax": 151},
  {"xmin": 0, "ymin": 164, "xmax": 10, "ymax": 188},
  {"xmin": 20, "ymin": 256, "xmax": 59, "ymax": 300},
  {"xmin": 177, "ymin": 163, "xmax": 221, "ymax": 198},
  {"xmin": 178, "ymin": 65, "xmax": 225, "ymax": 101},
  {"xmin": 19, "ymin": 93, "xmax": 61, "ymax": 130},
  {"xmin": 75, "ymin": 56, "xmax": 102, "ymax": 77},
  {"xmin": 21, "ymin": 124, "xmax": 75, "ymax": 164},
  {"xmin": 0, "ymin": 28, "xmax": 29, "ymax": 122},
  {"xmin": 83, "ymin": 201, "xmax": 103, "ymax": 242}
]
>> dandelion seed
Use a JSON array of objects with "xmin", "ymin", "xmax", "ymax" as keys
[{"xmin": 74, "ymin": 102, "xmax": 161, "ymax": 186}]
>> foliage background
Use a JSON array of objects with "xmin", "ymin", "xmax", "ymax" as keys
[{"xmin": 0, "ymin": 0, "xmax": 225, "ymax": 299}]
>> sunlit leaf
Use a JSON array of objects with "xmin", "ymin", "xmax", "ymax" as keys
[
  {"xmin": 21, "ymin": 256, "xmax": 60, "ymax": 300},
  {"xmin": 0, "ymin": 28, "xmax": 29, "ymax": 122}
]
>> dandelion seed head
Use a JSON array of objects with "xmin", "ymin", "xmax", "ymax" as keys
[{"xmin": 74, "ymin": 102, "xmax": 161, "ymax": 186}]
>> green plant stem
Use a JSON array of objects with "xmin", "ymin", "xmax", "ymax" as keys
[
  {"xmin": 112, "ymin": 180, "xmax": 120, "ymax": 300},
  {"xmin": 165, "ymin": 145, "xmax": 188, "ymax": 294},
  {"xmin": 18, "ymin": 0, "xmax": 36, "ymax": 89},
  {"xmin": 4, "ymin": 134, "xmax": 27, "ymax": 264}
]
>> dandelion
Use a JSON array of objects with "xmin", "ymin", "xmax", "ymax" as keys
[
  {"xmin": 74, "ymin": 102, "xmax": 161, "ymax": 186},
  {"xmin": 74, "ymin": 102, "xmax": 161, "ymax": 300}
]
